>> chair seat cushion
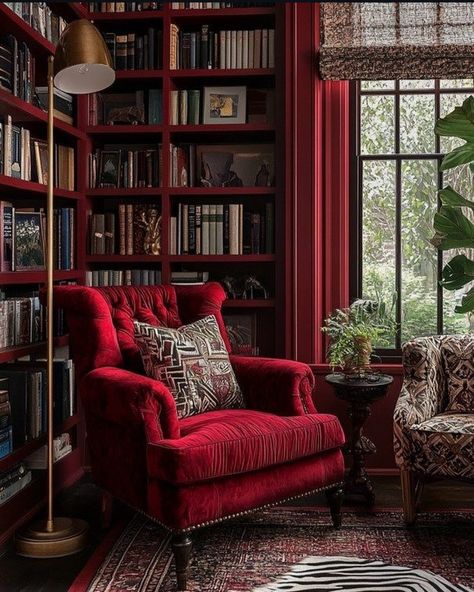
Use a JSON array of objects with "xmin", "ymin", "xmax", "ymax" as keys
[
  {"xmin": 148, "ymin": 409, "xmax": 345, "ymax": 485},
  {"xmin": 406, "ymin": 413, "xmax": 474, "ymax": 480}
]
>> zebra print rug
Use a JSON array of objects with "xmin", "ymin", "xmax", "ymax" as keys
[
  {"xmin": 253, "ymin": 556, "xmax": 473, "ymax": 591},
  {"xmin": 69, "ymin": 508, "xmax": 474, "ymax": 592}
]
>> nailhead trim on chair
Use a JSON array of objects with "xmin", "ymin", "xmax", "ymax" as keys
[{"xmin": 108, "ymin": 481, "xmax": 345, "ymax": 534}]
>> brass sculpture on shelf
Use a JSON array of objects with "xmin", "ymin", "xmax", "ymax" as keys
[{"xmin": 137, "ymin": 207, "xmax": 162, "ymax": 255}]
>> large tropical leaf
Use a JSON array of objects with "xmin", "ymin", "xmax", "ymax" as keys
[
  {"xmin": 435, "ymin": 96, "xmax": 474, "ymax": 141},
  {"xmin": 440, "ymin": 142, "xmax": 474, "ymax": 171},
  {"xmin": 439, "ymin": 186, "xmax": 474, "ymax": 210},
  {"xmin": 440, "ymin": 254, "xmax": 474, "ymax": 290},
  {"xmin": 455, "ymin": 287, "xmax": 474, "ymax": 314},
  {"xmin": 432, "ymin": 206, "xmax": 474, "ymax": 250}
]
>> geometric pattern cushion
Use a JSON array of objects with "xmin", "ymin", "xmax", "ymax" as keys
[
  {"xmin": 134, "ymin": 315, "xmax": 244, "ymax": 419},
  {"xmin": 412, "ymin": 413, "xmax": 474, "ymax": 435},
  {"xmin": 441, "ymin": 334, "xmax": 474, "ymax": 413}
]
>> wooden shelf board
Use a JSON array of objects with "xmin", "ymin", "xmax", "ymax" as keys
[
  {"xmin": 0, "ymin": 270, "xmax": 80, "ymax": 286},
  {"xmin": 0, "ymin": 175, "xmax": 81, "ymax": 200},
  {"xmin": 0, "ymin": 335, "xmax": 69, "ymax": 364},
  {"xmin": 0, "ymin": 4, "xmax": 55, "ymax": 56},
  {"xmin": 170, "ymin": 7, "xmax": 275, "ymax": 19},
  {"xmin": 86, "ymin": 255, "xmax": 163, "ymax": 263},
  {"xmin": 170, "ymin": 254, "xmax": 275, "ymax": 263},
  {"xmin": 170, "ymin": 123, "xmax": 274, "ymax": 134},
  {"xmin": 89, "ymin": 10, "xmax": 163, "ymax": 21},
  {"xmin": 86, "ymin": 187, "xmax": 162, "ymax": 197},
  {"xmin": 169, "ymin": 186, "xmax": 275, "ymax": 196},
  {"xmin": 115, "ymin": 70, "xmax": 164, "ymax": 80},
  {"xmin": 223, "ymin": 299, "xmax": 275, "ymax": 308},
  {"xmin": 170, "ymin": 68, "xmax": 274, "ymax": 78},
  {"xmin": 86, "ymin": 124, "xmax": 163, "ymax": 135}
]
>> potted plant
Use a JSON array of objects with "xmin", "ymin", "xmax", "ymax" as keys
[
  {"xmin": 431, "ymin": 96, "xmax": 474, "ymax": 319},
  {"xmin": 322, "ymin": 299, "xmax": 395, "ymax": 376}
]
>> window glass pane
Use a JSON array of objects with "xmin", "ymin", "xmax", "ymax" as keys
[
  {"xmin": 440, "ymin": 93, "xmax": 472, "ymax": 153},
  {"xmin": 361, "ymin": 160, "xmax": 397, "ymax": 347},
  {"xmin": 400, "ymin": 95, "xmax": 435, "ymax": 153},
  {"xmin": 361, "ymin": 80, "xmax": 395, "ymax": 91},
  {"xmin": 360, "ymin": 95, "xmax": 395, "ymax": 154},
  {"xmin": 440, "ymin": 79, "xmax": 474, "ymax": 89},
  {"xmin": 400, "ymin": 80, "xmax": 435, "ymax": 90},
  {"xmin": 442, "ymin": 164, "xmax": 474, "ymax": 334},
  {"xmin": 401, "ymin": 159, "xmax": 438, "ymax": 342}
]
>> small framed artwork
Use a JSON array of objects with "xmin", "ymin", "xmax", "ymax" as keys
[
  {"xmin": 202, "ymin": 86, "xmax": 246, "ymax": 125},
  {"xmin": 98, "ymin": 150, "xmax": 121, "ymax": 188},
  {"xmin": 224, "ymin": 313, "xmax": 259, "ymax": 356},
  {"xmin": 13, "ymin": 211, "xmax": 45, "ymax": 271}
]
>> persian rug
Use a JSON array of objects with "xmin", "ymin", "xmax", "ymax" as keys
[{"xmin": 69, "ymin": 508, "xmax": 474, "ymax": 592}]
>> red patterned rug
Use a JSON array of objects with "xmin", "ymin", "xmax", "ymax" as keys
[{"xmin": 69, "ymin": 508, "xmax": 474, "ymax": 592}]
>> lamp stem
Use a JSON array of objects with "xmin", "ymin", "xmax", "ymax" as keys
[{"xmin": 46, "ymin": 55, "xmax": 54, "ymax": 533}]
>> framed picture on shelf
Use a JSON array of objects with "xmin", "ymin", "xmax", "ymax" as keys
[
  {"xmin": 98, "ymin": 150, "xmax": 121, "ymax": 188},
  {"xmin": 202, "ymin": 86, "xmax": 246, "ymax": 125},
  {"xmin": 198, "ymin": 144, "xmax": 275, "ymax": 187},
  {"xmin": 224, "ymin": 313, "xmax": 259, "ymax": 356},
  {"xmin": 13, "ymin": 211, "xmax": 45, "ymax": 271}
]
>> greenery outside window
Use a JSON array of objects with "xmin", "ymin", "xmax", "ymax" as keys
[{"xmin": 351, "ymin": 79, "xmax": 473, "ymax": 354}]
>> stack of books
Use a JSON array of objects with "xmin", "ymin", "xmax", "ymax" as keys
[
  {"xmin": 3, "ymin": 3, "xmax": 67, "ymax": 45},
  {"xmin": 0, "ymin": 360, "xmax": 75, "ymax": 448},
  {"xmin": 88, "ymin": 204, "xmax": 161, "ymax": 256},
  {"xmin": 0, "ymin": 34, "xmax": 34, "ymax": 103},
  {"xmin": 89, "ymin": 146, "xmax": 163, "ymax": 189},
  {"xmin": 86, "ymin": 268, "xmax": 162, "ymax": 287},
  {"xmin": 0, "ymin": 378, "xmax": 12, "ymax": 460},
  {"xmin": 0, "ymin": 294, "xmax": 44, "ymax": 348},
  {"xmin": 170, "ymin": 202, "xmax": 274, "ymax": 255},
  {"xmin": 170, "ymin": 24, "xmax": 275, "ymax": 70},
  {"xmin": 104, "ymin": 29, "xmax": 163, "ymax": 71},
  {"xmin": 171, "ymin": 270, "xmax": 208, "ymax": 285},
  {"xmin": 0, "ymin": 463, "xmax": 31, "ymax": 506},
  {"xmin": 91, "ymin": 2, "xmax": 162, "ymax": 11},
  {"xmin": 170, "ymin": 90, "xmax": 200, "ymax": 125}
]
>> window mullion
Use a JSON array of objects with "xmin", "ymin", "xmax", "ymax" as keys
[{"xmin": 394, "ymin": 81, "xmax": 402, "ymax": 349}]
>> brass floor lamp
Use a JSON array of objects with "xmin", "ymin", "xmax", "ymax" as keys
[{"xmin": 16, "ymin": 19, "xmax": 115, "ymax": 558}]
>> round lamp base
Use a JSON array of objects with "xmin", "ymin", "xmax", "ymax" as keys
[{"xmin": 16, "ymin": 517, "xmax": 88, "ymax": 558}]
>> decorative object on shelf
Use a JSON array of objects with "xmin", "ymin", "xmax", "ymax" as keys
[
  {"xmin": 243, "ymin": 275, "xmax": 268, "ymax": 300},
  {"xmin": 15, "ymin": 17, "xmax": 115, "ymax": 560},
  {"xmin": 224, "ymin": 312, "xmax": 259, "ymax": 355},
  {"xmin": 13, "ymin": 212, "xmax": 45, "ymax": 271},
  {"xmin": 322, "ymin": 299, "xmax": 395, "ymax": 377},
  {"xmin": 325, "ymin": 372, "xmax": 393, "ymax": 505},
  {"xmin": 135, "ymin": 206, "xmax": 161, "ymax": 255},
  {"xmin": 221, "ymin": 275, "xmax": 240, "ymax": 299},
  {"xmin": 102, "ymin": 91, "xmax": 145, "ymax": 125},
  {"xmin": 431, "ymin": 95, "xmax": 474, "ymax": 317},
  {"xmin": 203, "ymin": 86, "xmax": 247, "ymax": 125}
]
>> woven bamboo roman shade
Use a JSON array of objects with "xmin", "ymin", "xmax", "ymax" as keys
[{"xmin": 320, "ymin": 2, "xmax": 474, "ymax": 80}]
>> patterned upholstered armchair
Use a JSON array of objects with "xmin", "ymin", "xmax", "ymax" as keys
[{"xmin": 394, "ymin": 335, "xmax": 474, "ymax": 525}]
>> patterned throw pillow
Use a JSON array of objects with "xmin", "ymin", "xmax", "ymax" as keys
[
  {"xmin": 134, "ymin": 315, "xmax": 244, "ymax": 419},
  {"xmin": 441, "ymin": 336, "xmax": 474, "ymax": 413}
]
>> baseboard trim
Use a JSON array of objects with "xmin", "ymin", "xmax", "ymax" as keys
[{"xmin": 367, "ymin": 468, "xmax": 399, "ymax": 477}]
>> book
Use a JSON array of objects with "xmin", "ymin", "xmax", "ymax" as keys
[
  {"xmin": 13, "ymin": 211, "xmax": 45, "ymax": 271},
  {"xmin": 0, "ymin": 465, "xmax": 31, "ymax": 506}
]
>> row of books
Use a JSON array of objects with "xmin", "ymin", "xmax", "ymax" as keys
[
  {"xmin": 0, "ymin": 463, "xmax": 31, "ymax": 506},
  {"xmin": 0, "ymin": 117, "xmax": 75, "ymax": 190},
  {"xmin": 91, "ymin": 2, "xmax": 162, "ymax": 11},
  {"xmin": 89, "ymin": 146, "xmax": 163, "ymax": 189},
  {"xmin": 0, "ymin": 360, "xmax": 75, "ymax": 449},
  {"xmin": 0, "ymin": 378, "xmax": 12, "ymax": 459},
  {"xmin": 4, "ymin": 3, "xmax": 67, "ymax": 45},
  {"xmin": 170, "ymin": 143, "xmax": 275, "ymax": 188},
  {"xmin": 86, "ymin": 268, "xmax": 162, "ymax": 286},
  {"xmin": 170, "ymin": 87, "xmax": 274, "ymax": 125},
  {"xmin": 104, "ymin": 29, "xmax": 163, "ymax": 71},
  {"xmin": 171, "ymin": 2, "xmax": 273, "ymax": 7},
  {"xmin": 0, "ymin": 34, "xmax": 34, "ymax": 103},
  {"xmin": 0, "ymin": 295, "xmax": 43, "ymax": 349},
  {"xmin": 170, "ymin": 202, "xmax": 274, "ymax": 255},
  {"xmin": 0, "ymin": 204, "xmax": 75, "ymax": 272},
  {"xmin": 170, "ymin": 25, "xmax": 275, "ymax": 70},
  {"xmin": 88, "ymin": 89, "xmax": 162, "ymax": 126},
  {"xmin": 88, "ymin": 204, "xmax": 161, "ymax": 255}
]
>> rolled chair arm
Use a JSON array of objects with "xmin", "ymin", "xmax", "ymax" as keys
[
  {"xmin": 80, "ymin": 367, "xmax": 180, "ymax": 441},
  {"xmin": 230, "ymin": 356, "xmax": 317, "ymax": 416}
]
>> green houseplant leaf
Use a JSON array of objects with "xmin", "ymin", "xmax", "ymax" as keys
[
  {"xmin": 439, "ymin": 186, "xmax": 474, "ymax": 210},
  {"xmin": 455, "ymin": 287, "xmax": 474, "ymax": 314},
  {"xmin": 432, "ymin": 206, "xmax": 474, "ymax": 250},
  {"xmin": 440, "ymin": 254, "xmax": 474, "ymax": 290},
  {"xmin": 440, "ymin": 143, "xmax": 474, "ymax": 171},
  {"xmin": 435, "ymin": 96, "xmax": 474, "ymax": 141}
]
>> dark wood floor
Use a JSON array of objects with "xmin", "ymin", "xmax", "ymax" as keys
[{"xmin": 0, "ymin": 475, "xmax": 472, "ymax": 592}]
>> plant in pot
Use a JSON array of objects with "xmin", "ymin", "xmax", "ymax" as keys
[
  {"xmin": 431, "ymin": 96, "xmax": 474, "ymax": 322},
  {"xmin": 322, "ymin": 299, "xmax": 395, "ymax": 377}
]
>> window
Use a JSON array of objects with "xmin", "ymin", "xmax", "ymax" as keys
[{"xmin": 352, "ymin": 79, "xmax": 473, "ymax": 353}]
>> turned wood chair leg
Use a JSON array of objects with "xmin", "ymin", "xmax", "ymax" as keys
[
  {"xmin": 172, "ymin": 534, "xmax": 193, "ymax": 591},
  {"xmin": 101, "ymin": 491, "xmax": 113, "ymax": 530},
  {"xmin": 400, "ymin": 468, "xmax": 417, "ymax": 526},
  {"xmin": 325, "ymin": 486, "xmax": 344, "ymax": 529}
]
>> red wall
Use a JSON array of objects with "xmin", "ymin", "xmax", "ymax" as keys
[{"xmin": 285, "ymin": 4, "xmax": 403, "ymax": 472}]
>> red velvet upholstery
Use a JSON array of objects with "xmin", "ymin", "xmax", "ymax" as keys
[{"xmin": 55, "ymin": 283, "xmax": 345, "ymax": 533}]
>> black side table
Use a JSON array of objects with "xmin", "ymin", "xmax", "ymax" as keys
[{"xmin": 325, "ymin": 373, "xmax": 393, "ymax": 505}]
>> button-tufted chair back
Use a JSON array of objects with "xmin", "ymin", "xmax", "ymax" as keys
[{"xmin": 53, "ymin": 283, "xmax": 231, "ymax": 381}]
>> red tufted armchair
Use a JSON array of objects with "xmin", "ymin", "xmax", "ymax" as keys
[{"xmin": 54, "ymin": 282, "xmax": 345, "ymax": 590}]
